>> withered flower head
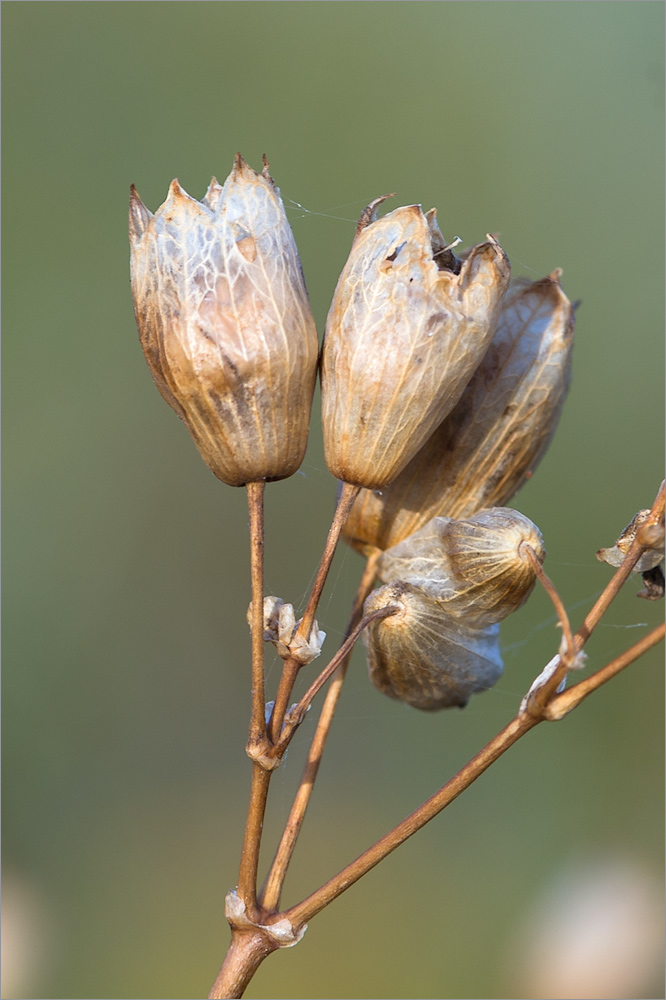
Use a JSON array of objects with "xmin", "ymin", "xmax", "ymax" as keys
[
  {"xmin": 320, "ymin": 199, "xmax": 510, "ymax": 489},
  {"xmin": 129, "ymin": 154, "xmax": 319, "ymax": 487},
  {"xmin": 343, "ymin": 271, "xmax": 575, "ymax": 553},
  {"xmin": 377, "ymin": 507, "xmax": 545, "ymax": 628},
  {"xmin": 363, "ymin": 582, "xmax": 503, "ymax": 710}
]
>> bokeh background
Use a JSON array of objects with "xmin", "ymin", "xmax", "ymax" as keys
[{"xmin": 3, "ymin": 3, "xmax": 664, "ymax": 999}]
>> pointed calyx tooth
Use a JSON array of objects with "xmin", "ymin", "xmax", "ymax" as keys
[
  {"xmin": 377, "ymin": 507, "xmax": 545, "ymax": 628},
  {"xmin": 129, "ymin": 154, "xmax": 318, "ymax": 487},
  {"xmin": 363, "ymin": 582, "xmax": 503, "ymax": 711},
  {"xmin": 342, "ymin": 270, "xmax": 575, "ymax": 554},
  {"xmin": 128, "ymin": 185, "xmax": 153, "ymax": 241},
  {"xmin": 320, "ymin": 202, "xmax": 511, "ymax": 490}
]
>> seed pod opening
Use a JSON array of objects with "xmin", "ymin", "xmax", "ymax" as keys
[
  {"xmin": 129, "ymin": 154, "xmax": 319, "ymax": 487},
  {"xmin": 377, "ymin": 507, "xmax": 545, "ymax": 628},
  {"xmin": 343, "ymin": 271, "xmax": 574, "ymax": 553},
  {"xmin": 364, "ymin": 582, "xmax": 503, "ymax": 710},
  {"xmin": 321, "ymin": 201, "xmax": 510, "ymax": 489}
]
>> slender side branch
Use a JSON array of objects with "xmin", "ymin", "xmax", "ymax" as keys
[
  {"xmin": 276, "ymin": 605, "xmax": 398, "ymax": 751},
  {"xmin": 236, "ymin": 764, "xmax": 272, "ymax": 915},
  {"xmin": 577, "ymin": 481, "xmax": 665, "ymax": 647},
  {"xmin": 282, "ymin": 713, "xmax": 540, "ymax": 928},
  {"xmin": 544, "ymin": 622, "xmax": 665, "ymax": 720},
  {"xmin": 246, "ymin": 481, "xmax": 268, "ymax": 750},
  {"xmin": 237, "ymin": 482, "xmax": 270, "ymax": 914},
  {"xmin": 268, "ymin": 483, "xmax": 360, "ymax": 745},
  {"xmin": 259, "ymin": 552, "xmax": 380, "ymax": 911}
]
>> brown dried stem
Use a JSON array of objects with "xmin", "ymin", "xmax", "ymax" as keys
[
  {"xmin": 282, "ymin": 712, "xmax": 540, "ymax": 929},
  {"xmin": 208, "ymin": 927, "xmax": 278, "ymax": 1000},
  {"xmin": 276, "ymin": 484, "xmax": 666, "ymax": 932},
  {"xmin": 246, "ymin": 481, "xmax": 267, "ymax": 750},
  {"xmin": 544, "ymin": 621, "xmax": 665, "ymax": 720},
  {"xmin": 277, "ymin": 606, "xmax": 397, "ymax": 747},
  {"xmin": 577, "ymin": 480, "xmax": 664, "ymax": 646},
  {"xmin": 259, "ymin": 551, "xmax": 380, "ymax": 912},
  {"xmin": 268, "ymin": 482, "xmax": 360, "ymax": 746},
  {"xmin": 215, "ymin": 484, "xmax": 664, "ymax": 996}
]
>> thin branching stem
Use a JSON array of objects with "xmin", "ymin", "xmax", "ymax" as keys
[
  {"xmin": 545, "ymin": 622, "xmax": 665, "ymax": 720},
  {"xmin": 268, "ymin": 483, "xmax": 360, "ymax": 744},
  {"xmin": 259, "ymin": 551, "xmax": 380, "ymax": 912},
  {"xmin": 236, "ymin": 764, "xmax": 272, "ymax": 914},
  {"xmin": 275, "ymin": 605, "xmax": 397, "ymax": 751},
  {"xmin": 282, "ymin": 712, "xmax": 540, "ymax": 929},
  {"xmin": 577, "ymin": 481, "xmax": 664, "ymax": 647},
  {"xmin": 246, "ymin": 481, "xmax": 267, "ymax": 748}
]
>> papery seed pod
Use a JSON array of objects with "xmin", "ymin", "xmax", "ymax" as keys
[
  {"xmin": 129, "ymin": 154, "xmax": 319, "ymax": 487},
  {"xmin": 363, "ymin": 582, "xmax": 503, "ymax": 710},
  {"xmin": 343, "ymin": 271, "xmax": 574, "ymax": 554},
  {"xmin": 596, "ymin": 508, "xmax": 665, "ymax": 573},
  {"xmin": 597, "ymin": 506, "xmax": 665, "ymax": 600},
  {"xmin": 377, "ymin": 507, "xmax": 545, "ymax": 628},
  {"xmin": 320, "ymin": 200, "xmax": 510, "ymax": 489}
]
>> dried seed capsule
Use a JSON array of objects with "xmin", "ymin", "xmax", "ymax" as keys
[
  {"xmin": 343, "ymin": 272, "xmax": 574, "ymax": 554},
  {"xmin": 377, "ymin": 507, "xmax": 545, "ymax": 629},
  {"xmin": 597, "ymin": 506, "xmax": 665, "ymax": 600},
  {"xmin": 129, "ymin": 154, "xmax": 319, "ymax": 487},
  {"xmin": 320, "ymin": 200, "xmax": 510, "ymax": 489},
  {"xmin": 363, "ymin": 582, "xmax": 503, "ymax": 710},
  {"xmin": 596, "ymin": 508, "xmax": 665, "ymax": 573}
]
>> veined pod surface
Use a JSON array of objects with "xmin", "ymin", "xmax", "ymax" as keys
[
  {"xmin": 377, "ymin": 507, "xmax": 545, "ymax": 629},
  {"xmin": 363, "ymin": 582, "xmax": 503, "ymax": 710},
  {"xmin": 343, "ymin": 272, "xmax": 574, "ymax": 553},
  {"xmin": 321, "ymin": 201, "xmax": 510, "ymax": 489},
  {"xmin": 129, "ymin": 154, "xmax": 319, "ymax": 487}
]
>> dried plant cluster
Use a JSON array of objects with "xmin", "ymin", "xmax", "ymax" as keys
[{"xmin": 129, "ymin": 154, "xmax": 665, "ymax": 999}]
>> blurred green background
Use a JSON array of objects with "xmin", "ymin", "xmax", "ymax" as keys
[{"xmin": 3, "ymin": 3, "xmax": 664, "ymax": 999}]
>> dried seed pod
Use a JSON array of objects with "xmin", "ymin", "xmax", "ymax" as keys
[
  {"xmin": 363, "ymin": 582, "xmax": 503, "ymax": 710},
  {"xmin": 597, "ymin": 506, "xmax": 665, "ymax": 600},
  {"xmin": 377, "ymin": 507, "xmax": 545, "ymax": 628},
  {"xmin": 596, "ymin": 508, "xmax": 665, "ymax": 573},
  {"xmin": 321, "ymin": 200, "xmax": 510, "ymax": 489},
  {"xmin": 343, "ymin": 271, "xmax": 574, "ymax": 554},
  {"xmin": 129, "ymin": 154, "xmax": 319, "ymax": 487}
]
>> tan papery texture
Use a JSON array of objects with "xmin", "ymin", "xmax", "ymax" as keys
[
  {"xmin": 129, "ymin": 154, "xmax": 318, "ymax": 486},
  {"xmin": 320, "ymin": 202, "xmax": 511, "ymax": 489},
  {"xmin": 597, "ymin": 508, "xmax": 665, "ymax": 573},
  {"xmin": 343, "ymin": 272, "xmax": 574, "ymax": 552},
  {"xmin": 363, "ymin": 582, "xmax": 503, "ymax": 710},
  {"xmin": 377, "ymin": 507, "xmax": 545, "ymax": 629}
]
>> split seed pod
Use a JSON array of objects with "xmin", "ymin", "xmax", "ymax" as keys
[
  {"xmin": 321, "ymin": 200, "xmax": 510, "ymax": 489},
  {"xmin": 377, "ymin": 507, "xmax": 545, "ymax": 629},
  {"xmin": 597, "ymin": 506, "xmax": 665, "ymax": 600},
  {"xmin": 363, "ymin": 582, "xmax": 503, "ymax": 710},
  {"xmin": 129, "ymin": 154, "xmax": 319, "ymax": 487},
  {"xmin": 343, "ymin": 272, "xmax": 574, "ymax": 554}
]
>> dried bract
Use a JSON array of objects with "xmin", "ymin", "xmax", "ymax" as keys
[
  {"xmin": 597, "ymin": 506, "xmax": 665, "ymax": 600},
  {"xmin": 363, "ymin": 582, "xmax": 503, "ymax": 710},
  {"xmin": 343, "ymin": 272, "xmax": 574, "ymax": 552},
  {"xmin": 596, "ymin": 509, "xmax": 665, "ymax": 573},
  {"xmin": 246, "ymin": 597, "xmax": 326, "ymax": 664},
  {"xmin": 320, "ymin": 200, "xmax": 510, "ymax": 489},
  {"xmin": 129, "ymin": 154, "xmax": 318, "ymax": 486},
  {"xmin": 377, "ymin": 507, "xmax": 545, "ymax": 629}
]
